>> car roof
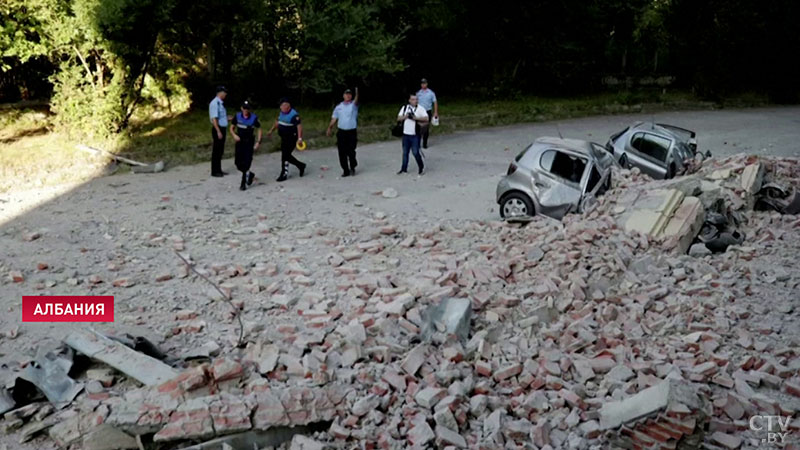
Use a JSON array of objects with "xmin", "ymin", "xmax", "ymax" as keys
[
  {"xmin": 627, "ymin": 122, "xmax": 684, "ymax": 142},
  {"xmin": 533, "ymin": 137, "xmax": 597, "ymax": 158}
]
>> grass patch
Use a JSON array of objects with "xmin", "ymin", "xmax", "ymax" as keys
[{"xmin": 0, "ymin": 90, "xmax": 770, "ymax": 192}]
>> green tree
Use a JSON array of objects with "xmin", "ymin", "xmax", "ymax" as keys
[{"xmin": 290, "ymin": 0, "xmax": 405, "ymax": 94}]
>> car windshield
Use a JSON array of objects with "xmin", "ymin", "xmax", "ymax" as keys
[
  {"xmin": 590, "ymin": 143, "xmax": 612, "ymax": 169},
  {"xmin": 675, "ymin": 141, "xmax": 694, "ymax": 160}
]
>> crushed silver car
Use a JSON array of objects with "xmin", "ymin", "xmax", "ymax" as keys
[
  {"xmin": 606, "ymin": 122, "xmax": 705, "ymax": 179},
  {"xmin": 496, "ymin": 137, "xmax": 613, "ymax": 220}
]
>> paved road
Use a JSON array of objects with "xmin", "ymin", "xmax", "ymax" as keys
[{"xmin": 2, "ymin": 106, "xmax": 799, "ymax": 228}]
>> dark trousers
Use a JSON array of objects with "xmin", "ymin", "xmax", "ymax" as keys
[
  {"xmin": 279, "ymin": 132, "xmax": 304, "ymax": 175},
  {"xmin": 337, "ymin": 129, "xmax": 358, "ymax": 172},
  {"xmin": 211, "ymin": 127, "xmax": 226, "ymax": 174},
  {"xmin": 401, "ymin": 134, "xmax": 424, "ymax": 172},
  {"xmin": 235, "ymin": 139, "xmax": 254, "ymax": 173},
  {"xmin": 421, "ymin": 110, "xmax": 433, "ymax": 147}
]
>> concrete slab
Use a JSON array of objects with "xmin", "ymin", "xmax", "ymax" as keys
[
  {"xmin": 599, "ymin": 379, "xmax": 704, "ymax": 431},
  {"xmin": 622, "ymin": 189, "xmax": 684, "ymax": 237},
  {"xmin": 660, "ymin": 196, "xmax": 705, "ymax": 254}
]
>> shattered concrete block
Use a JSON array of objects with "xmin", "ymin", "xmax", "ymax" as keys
[
  {"xmin": 351, "ymin": 394, "xmax": 380, "ymax": 416},
  {"xmin": 740, "ymin": 162, "xmax": 765, "ymax": 196},
  {"xmin": 407, "ymin": 420, "xmax": 435, "ymax": 446},
  {"xmin": 153, "ymin": 396, "xmax": 215, "ymax": 442},
  {"xmin": 210, "ymin": 358, "xmax": 244, "ymax": 382},
  {"xmin": 660, "ymin": 196, "xmax": 705, "ymax": 254},
  {"xmin": 49, "ymin": 408, "xmax": 109, "ymax": 447},
  {"xmin": 251, "ymin": 392, "xmax": 289, "ymax": 428},
  {"xmin": 421, "ymin": 297, "xmax": 472, "ymax": 344},
  {"xmin": 415, "ymin": 387, "xmax": 446, "ymax": 409},
  {"xmin": 246, "ymin": 342, "xmax": 280, "ymax": 374},
  {"xmin": 208, "ymin": 394, "xmax": 252, "ymax": 435},
  {"xmin": 469, "ymin": 395, "xmax": 488, "ymax": 417},
  {"xmin": 710, "ymin": 431, "xmax": 742, "ymax": 449},
  {"xmin": 401, "ymin": 344, "xmax": 428, "ymax": 376},
  {"xmin": 622, "ymin": 189, "xmax": 685, "ymax": 237},
  {"xmin": 599, "ymin": 379, "xmax": 704, "ymax": 430},
  {"xmin": 483, "ymin": 408, "xmax": 504, "ymax": 443},
  {"xmin": 532, "ymin": 419, "xmax": 550, "ymax": 447},
  {"xmin": 434, "ymin": 407, "xmax": 459, "ymax": 431},
  {"xmin": 606, "ymin": 365, "xmax": 635, "ymax": 384},
  {"xmin": 689, "ymin": 243, "xmax": 712, "ymax": 257},
  {"xmin": 376, "ymin": 293, "xmax": 415, "ymax": 315},
  {"xmin": 81, "ymin": 424, "xmax": 138, "ymax": 450},
  {"xmin": 435, "ymin": 425, "xmax": 467, "ymax": 448},
  {"xmin": 290, "ymin": 435, "xmax": 326, "ymax": 450},
  {"xmin": 493, "ymin": 364, "xmax": 522, "ymax": 382},
  {"xmin": 64, "ymin": 330, "xmax": 178, "ymax": 386},
  {"xmin": 505, "ymin": 418, "xmax": 533, "ymax": 441}
]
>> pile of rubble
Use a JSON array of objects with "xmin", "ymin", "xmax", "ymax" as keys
[{"xmin": 2, "ymin": 154, "xmax": 800, "ymax": 449}]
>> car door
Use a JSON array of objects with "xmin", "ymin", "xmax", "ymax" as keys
[
  {"xmin": 625, "ymin": 132, "xmax": 672, "ymax": 179},
  {"xmin": 533, "ymin": 149, "xmax": 586, "ymax": 219}
]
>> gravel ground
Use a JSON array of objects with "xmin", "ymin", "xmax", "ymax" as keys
[{"xmin": 0, "ymin": 106, "xmax": 799, "ymax": 449}]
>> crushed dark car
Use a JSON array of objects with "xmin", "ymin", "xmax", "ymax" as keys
[
  {"xmin": 606, "ymin": 122, "xmax": 708, "ymax": 179},
  {"xmin": 496, "ymin": 137, "xmax": 613, "ymax": 220}
]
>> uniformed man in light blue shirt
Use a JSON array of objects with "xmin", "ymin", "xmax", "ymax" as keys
[
  {"xmin": 416, "ymin": 78, "xmax": 439, "ymax": 149},
  {"xmin": 208, "ymin": 86, "xmax": 228, "ymax": 177},
  {"xmin": 327, "ymin": 87, "xmax": 360, "ymax": 176}
]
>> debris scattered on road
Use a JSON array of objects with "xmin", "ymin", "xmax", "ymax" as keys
[
  {"xmin": 75, "ymin": 144, "xmax": 165, "ymax": 173},
  {"xmin": 64, "ymin": 329, "xmax": 178, "ymax": 386},
  {"xmin": 2, "ymin": 152, "xmax": 799, "ymax": 449},
  {"xmin": 15, "ymin": 346, "xmax": 83, "ymax": 408}
]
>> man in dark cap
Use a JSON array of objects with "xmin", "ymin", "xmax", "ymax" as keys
[
  {"xmin": 229, "ymin": 100, "xmax": 261, "ymax": 191},
  {"xmin": 208, "ymin": 85, "xmax": 229, "ymax": 177},
  {"xmin": 326, "ymin": 87, "xmax": 360, "ymax": 177},
  {"xmin": 416, "ymin": 78, "xmax": 439, "ymax": 149},
  {"xmin": 266, "ymin": 97, "xmax": 306, "ymax": 182}
]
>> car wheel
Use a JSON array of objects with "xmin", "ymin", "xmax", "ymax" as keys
[
  {"xmin": 619, "ymin": 154, "xmax": 628, "ymax": 169},
  {"xmin": 500, "ymin": 192, "xmax": 534, "ymax": 218}
]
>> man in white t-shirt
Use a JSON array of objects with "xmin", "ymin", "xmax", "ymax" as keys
[{"xmin": 396, "ymin": 94, "xmax": 429, "ymax": 175}]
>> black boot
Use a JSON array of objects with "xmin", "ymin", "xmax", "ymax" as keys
[
  {"xmin": 299, "ymin": 162, "xmax": 306, "ymax": 177},
  {"xmin": 277, "ymin": 162, "xmax": 288, "ymax": 182},
  {"xmin": 240, "ymin": 173, "xmax": 247, "ymax": 190},
  {"xmin": 247, "ymin": 172, "xmax": 255, "ymax": 186}
]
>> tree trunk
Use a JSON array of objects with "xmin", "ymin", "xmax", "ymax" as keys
[
  {"xmin": 73, "ymin": 46, "xmax": 96, "ymax": 91},
  {"xmin": 621, "ymin": 47, "xmax": 627, "ymax": 73},
  {"xmin": 653, "ymin": 50, "xmax": 659, "ymax": 72}
]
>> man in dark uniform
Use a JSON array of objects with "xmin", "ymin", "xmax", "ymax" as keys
[
  {"xmin": 229, "ymin": 100, "xmax": 261, "ymax": 191},
  {"xmin": 208, "ymin": 85, "xmax": 229, "ymax": 177},
  {"xmin": 267, "ymin": 98, "xmax": 306, "ymax": 182}
]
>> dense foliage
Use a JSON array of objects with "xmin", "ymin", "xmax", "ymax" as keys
[{"xmin": 1, "ymin": 0, "xmax": 798, "ymax": 136}]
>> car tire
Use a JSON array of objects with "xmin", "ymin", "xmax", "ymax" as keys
[
  {"xmin": 619, "ymin": 154, "xmax": 628, "ymax": 169},
  {"xmin": 500, "ymin": 192, "xmax": 534, "ymax": 219}
]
